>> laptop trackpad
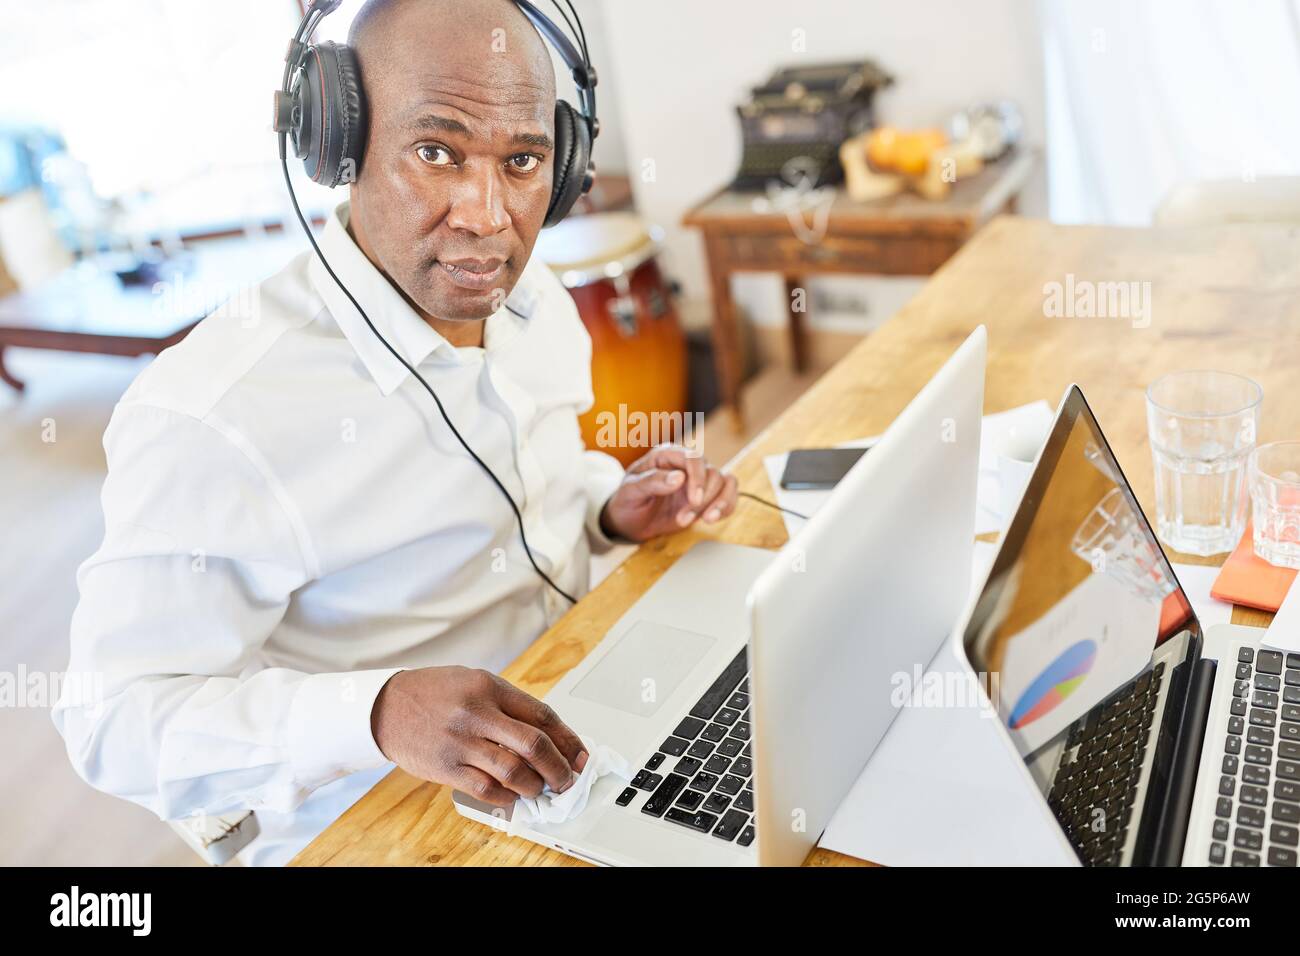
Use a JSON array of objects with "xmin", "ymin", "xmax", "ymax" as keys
[{"xmin": 569, "ymin": 621, "xmax": 716, "ymax": 718}]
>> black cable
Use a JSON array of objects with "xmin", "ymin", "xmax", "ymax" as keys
[
  {"xmin": 548, "ymin": 0, "xmax": 579, "ymax": 48},
  {"xmin": 738, "ymin": 490, "xmax": 809, "ymax": 521},
  {"xmin": 282, "ymin": 7, "xmax": 323, "ymax": 91},
  {"xmin": 277, "ymin": 135, "xmax": 579, "ymax": 606},
  {"xmin": 564, "ymin": 0, "xmax": 589, "ymax": 67},
  {"xmin": 546, "ymin": 0, "xmax": 592, "ymax": 123}
]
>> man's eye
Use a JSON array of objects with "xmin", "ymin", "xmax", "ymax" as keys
[
  {"xmin": 416, "ymin": 145, "xmax": 453, "ymax": 166},
  {"xmin": 508, "ymin": 154, "xmax": 541, "ymax": 173}
]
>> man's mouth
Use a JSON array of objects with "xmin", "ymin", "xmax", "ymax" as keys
[{"xmin": 435, "ymin": 256, "xmax": 507, "ymax": 292}]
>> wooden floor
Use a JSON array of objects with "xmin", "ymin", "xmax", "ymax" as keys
[
  {"xmin": 696, "ymin": 363, "xmax": 830, "ymax": 466},
  {"xmin": 0, "ymin": 342, "xmax": 814, "ymax": 866},
  {"xmin": 0, "ymin": 349, "xmax": 198, "ymax": 866}
]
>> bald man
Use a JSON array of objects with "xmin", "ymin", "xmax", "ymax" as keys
[{"xmin": 53, "ymin": 0, "xmax": 736, "ymax": 865}]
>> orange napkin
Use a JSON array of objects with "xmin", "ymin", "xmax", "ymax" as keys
[{"xmin": 1210, "ymin": 523, "xmax": 1298, "ymax": 612}]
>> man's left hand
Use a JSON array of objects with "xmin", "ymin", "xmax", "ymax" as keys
[{"xmin": 600, "ymin": 444, "xmax": 739, "ymax": 543}]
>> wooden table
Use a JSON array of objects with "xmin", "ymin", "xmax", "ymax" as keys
[
  {"xmin": 683, "ymin": 151, "xmax": 1036, "ymax": 430},
  {"xmin": 0, "ymin": 270, "xmax": 191, "ymax": 392},
  {"xmin": 0, "ymin": 234, "xmax": 305, "ymax": 392},
  {"xmin": 294, "ymin": 216, "xmax": 1297, "ymax": 867}
]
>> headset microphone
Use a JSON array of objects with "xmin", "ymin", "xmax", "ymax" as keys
[{"xmin": 273, "ymin": 0, "xmax": 600, "ymax": 605}]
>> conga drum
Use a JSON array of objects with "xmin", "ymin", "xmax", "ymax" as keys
[{"xmin": 534, "ymin": 212, "xmax": 688, "ymax": 467}]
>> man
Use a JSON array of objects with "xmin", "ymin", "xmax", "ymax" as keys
[{"xmin": 53, "ymin": 0, "xmax": 737, "ymax": 865}]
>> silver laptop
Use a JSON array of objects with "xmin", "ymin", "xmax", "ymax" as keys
[
  {"xmin": 454, "ymin": 327, "xmax": 987, "ymax": 865},
  {"xmin": 954, "ymin": 385, "xmax": 1298, "ymax": 867}
]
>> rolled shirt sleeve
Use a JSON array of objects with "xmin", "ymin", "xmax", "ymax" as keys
[{"xmin": 52, "ymin": 402, "xmax": 396, "ymax": 820}]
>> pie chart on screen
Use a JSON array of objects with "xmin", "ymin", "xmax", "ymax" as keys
[{"xmin": 1008, "ymin": 639, "xmax": 1097, "ymax": 730}]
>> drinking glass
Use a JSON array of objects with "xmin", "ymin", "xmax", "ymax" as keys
[
  {"xmin": 1146, "ymin": 370, "xmax": 1261, "ymax": 555},
  {"xmin": 1249, "ymin": 441, "xmax": 1300, "ymax": 569}
]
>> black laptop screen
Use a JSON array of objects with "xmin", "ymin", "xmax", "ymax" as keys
[{"xmin": 963, "ymin": 388, "xmax": 1197, "ymax": 760}]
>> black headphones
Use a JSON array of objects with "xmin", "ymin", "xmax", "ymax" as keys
[{"xmin": 272, "ymin": 0, "xmax": 599, "ymax": 227}]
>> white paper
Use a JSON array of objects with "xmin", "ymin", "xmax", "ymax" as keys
[
  {"xmin": 509, "ymin": 739, "xmax": 630, "ymax": 834},
  {"xmin": 976, "ymin": 401, "xmax": 1055, "ymax": 535},
  {"xmin": 761, "ymin": 402, "xmax": 1054, "ymax": 538},
  {"xmin": 1169, "ymin": 562, "xmax": 1234, "ymax": 632},
  {"xmin": 819, "ymin": 642, "xmax": 1073, "ymax": 866},
  {"xmin": 818, "ymin": 538, "xmax": 1076, "ymax": 866},
  {"xmin": 1264, "ymin": 575, "xmax": 1300, "ymax": 654}
]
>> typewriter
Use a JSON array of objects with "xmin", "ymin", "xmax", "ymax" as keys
[{"xmin": 732, "ymin": 60, "xmax": 893, "ymax": 191}]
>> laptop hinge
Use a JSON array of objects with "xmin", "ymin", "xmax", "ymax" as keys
[{"xmin": 1151, "ymin": 656, "xmax": 1216, "ymax": 866}]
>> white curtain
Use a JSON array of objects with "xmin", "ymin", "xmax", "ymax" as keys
[{"xmin": 1042, "ymin": 0, "xmax": 1300, "ymax": 225}]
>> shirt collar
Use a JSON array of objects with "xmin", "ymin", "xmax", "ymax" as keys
[{"xmin": 307, "ymin": 202, "xmax": 543, "ymax": 395}]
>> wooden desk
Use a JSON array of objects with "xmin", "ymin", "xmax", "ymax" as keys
[
  {"xmin": 683, "ymin": 152, "xmax": 1036, "ymax": 430},
  {"xmin": 294, "ymin": 216, "xmax": 1296, "ymax": 867}
]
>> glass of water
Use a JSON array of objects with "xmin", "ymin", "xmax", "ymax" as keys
[
  {"xmin": 1146, "ymin": 370, "xmax": 1262, "ymax": 555},
  {"xmin": 1250, "ymin": 441, "xmax": 1300, "ymax": 568}
]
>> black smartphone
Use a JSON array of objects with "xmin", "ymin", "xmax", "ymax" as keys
[{"xmin": 779, "ymin": 447, "xmax": 869, "ymax": 490}]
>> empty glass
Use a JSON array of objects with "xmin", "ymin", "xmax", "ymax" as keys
[
  {"xmin": 1146, "ymin": 370, "xmax": 1262, "ymax": 556},
  {"xmin": 1250, "ymin": 441, "xmax": 1300, "ymax": 569}
]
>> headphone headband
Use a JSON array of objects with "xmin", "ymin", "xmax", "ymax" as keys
[{"xmin": 512, "ymin": 0, "xmax": 597, "ymax": 129}]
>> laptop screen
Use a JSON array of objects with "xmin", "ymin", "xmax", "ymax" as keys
[{"xmin": 962, "ymin": 387, "xmax": 1202, "ymax": 860}]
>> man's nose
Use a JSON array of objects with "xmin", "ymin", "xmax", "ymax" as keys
[{"xmin": 444, "ymin": 164, "xmax": 510, "ymax": 237}]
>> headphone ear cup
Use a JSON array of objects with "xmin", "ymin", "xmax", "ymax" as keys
[
  {"xmin": 331, "ymin": 44, "xmax": 367, "ymax": 186},
  {"xmin": 544, "ymin": 100, "xmax": 591, "ymax": 227},
  {"xmin": 304, "ymin": 41, "xmax": 367, "ymax": 188}
]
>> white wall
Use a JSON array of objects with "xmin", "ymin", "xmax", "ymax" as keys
[
  {"xmin": 597, "ymin": 0, "xmax": 1048, "ymax": 329},
  {"xmin": 565, "ymin": 0, "xmax": 632, "ymax": 177}
]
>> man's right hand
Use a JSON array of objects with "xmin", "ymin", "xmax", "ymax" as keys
[{"xmin": 369, "ymin": 667, "xmax": 589, "ymax": 807}]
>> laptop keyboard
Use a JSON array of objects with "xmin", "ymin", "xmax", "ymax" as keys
[
  {"xmin": 614, "ymin": 648, "xmax": 757, "ymax": 848},
  {"xmin": 1206, "ymin": 647, "xmax": 1300, "ymax": 867},
  {"xmin": 1047, "ymin": 661, "xmax": 1167, "ymax": 866}
]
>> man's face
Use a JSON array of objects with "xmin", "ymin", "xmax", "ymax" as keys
[{"xmin": 349, "ymin": 3, "xmax": 556, "ymax": 322}]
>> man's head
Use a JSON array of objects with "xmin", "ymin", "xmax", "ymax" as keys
[{"xmin": 346, "ymin": 0, "xmax": 558, "ymax": 324}]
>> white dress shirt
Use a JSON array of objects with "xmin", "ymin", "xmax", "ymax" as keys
[{"xmin": 52, "ymin": 202, "xmax": 625, "ymax": 865}]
